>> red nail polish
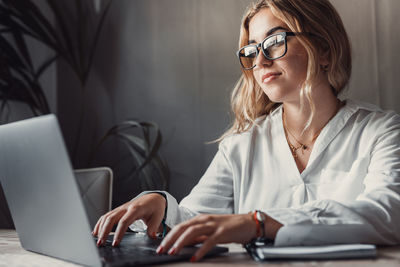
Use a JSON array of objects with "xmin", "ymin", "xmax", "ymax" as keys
[
  {"xmin": 152, "ymin": 232, "xmax": 156, "ymax": 239},
  {"xmin": 97, "ymin": 239, "xmax": 102, "ymax": 246},
  {"xmin": 168, "ymin": 247, "xmax": 176, "ymax": 255},
  {"xmin": 156, "ymin": 245, "xmax": 163, "ymax": 254},
  {"xmin": 190, "ymin": 256, "xmax": 196, "ymax": 262},
  {"xmin": 112, "ymin": 240, "xmax": 117, "ymax": 247}
]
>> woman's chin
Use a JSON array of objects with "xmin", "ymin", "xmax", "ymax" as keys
[
  {"xmin": 261, "ymin": 84, "xmax": 299, "ymax": 103},
  {"xmin": 261, "ymin": 87, "xmax": 286, "ymax": 103}
]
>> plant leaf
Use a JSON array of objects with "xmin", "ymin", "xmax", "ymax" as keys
[
  {"xmin": 6, "ymin": 0, "xmax": 58, "ymax": 49},
  {"xmin": 34, "ymin": 54, "xmax": 58, "ymax": 81},
  {"xmin": 0, "ymin": 32, "xmax": 26, "ymax": 71},
  {"xmin": 45, "ymin": 0, "xmax": 78, "ymax": 72},
  {"xmin": 89, "ymin": 119, "xmax": 169, "ymax": 191},
  {"xmin": 82, "ymin": 0, "xmax": 112, "ymax": 85},
  {"xmin": 0, "ymin": 6, "xmax": 34, "ymax": 71},
  {"xmin": 115, "ymin": 135, "xmax": 156, "ymax": 190}
]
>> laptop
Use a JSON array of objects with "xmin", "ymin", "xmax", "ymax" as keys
[{"xmin": 0, "ymin": 114, "xmax": 228, "ymax": 266}]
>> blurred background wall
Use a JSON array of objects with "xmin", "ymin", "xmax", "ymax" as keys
[{"xmin": 55, "ymin": 0, "xmax": 400, "ymax": 202}]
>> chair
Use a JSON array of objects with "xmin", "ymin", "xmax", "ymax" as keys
[{"xmin": 74, "ymin": 167, "xmax": 113, "ymax": 229}]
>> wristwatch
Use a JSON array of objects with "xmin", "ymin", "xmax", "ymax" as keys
[{"xmin": 254, "ymin": 210, "xmax": 266, "ymax": 238}]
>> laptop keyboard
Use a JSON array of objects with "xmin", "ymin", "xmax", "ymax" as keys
[
  {"xmin": 94, "ymin": 234, "xmax": 164, "ymax": 263},
  {"xmin": 99, "ymin": 244, "xmax": 158, "ymax": 258},
  {"xmin": 93, "ymin": 233, "xmax": 228, "ymax": 265}
]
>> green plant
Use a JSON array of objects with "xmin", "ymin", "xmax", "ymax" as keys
[
  {"xmin": 0, "ymin": 0, "xmax": 170, "ymax": 196},
  {"xmin": 0, "ymin": 0, "xmax": 111, "ymax": 160},
  {"xmin": 0, "ymin": 0, "xmax": 54, "ymax": 117},
  {"xmin": 89, "ymin": 120, "xmax": 170, "ymax": 206}
]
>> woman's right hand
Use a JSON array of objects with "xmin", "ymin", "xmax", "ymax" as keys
[{"xmin": 92, "ymin": 193, "xmax": 166, "ymax": 247}]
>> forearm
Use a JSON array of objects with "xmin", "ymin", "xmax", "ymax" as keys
[
  {"xmin": 265, "ymin": 198, "xmax": 400, "ymax": 246},
  {"xmin": 265, "ymin": 215, "xmax": 283, "ymax": 240}
]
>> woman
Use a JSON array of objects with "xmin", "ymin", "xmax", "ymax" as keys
[{"xmin": 93, "ymin": 0, "xmax": 400, "ymax": 262}]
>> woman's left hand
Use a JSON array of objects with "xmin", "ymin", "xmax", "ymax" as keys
[{"xmin": 156, "ymin": 213, "xmax": 257, "ymax": 262}]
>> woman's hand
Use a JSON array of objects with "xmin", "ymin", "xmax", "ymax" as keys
[
  {"xmin": 92, "ymin": 193, "xmax": 166, "ymax": 247},
  {"xmin": 157, "ymin": 213, "xmax": 283, "ymax": 262},
  {"xmin": 157, "ymin": 213, "xmax": 253, "ymax": 262}
]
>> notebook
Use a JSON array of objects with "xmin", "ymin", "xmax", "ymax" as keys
[
  {"xmin": 245, "ymin": 240, "xmax": 376, "ymax": 261},
  {"xmin": 0, "ymin": 114, "xmax": 228, "ymax": 266}
]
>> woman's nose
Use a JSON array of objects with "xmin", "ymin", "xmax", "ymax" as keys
[{"xmin": 253, "ymin": 50, "xmax": 272, "ymax": 69}]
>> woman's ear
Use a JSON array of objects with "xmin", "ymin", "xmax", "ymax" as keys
[
  {"xmin": 316, "ymin": 38, "xmax": 330, "ymax": 71},
  {"xmin": 319, "ymin": 50, "xmax": 330, "ymax": 72}
]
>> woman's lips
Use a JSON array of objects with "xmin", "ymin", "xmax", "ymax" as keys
[{"xmin": 262, "ymin": 72, "xmax": 281, "ymax": 84}]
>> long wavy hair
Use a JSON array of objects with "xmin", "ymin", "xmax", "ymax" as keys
[{"xmin": 218, "ymin": 0, "xmax": 351, "ymax": 141}]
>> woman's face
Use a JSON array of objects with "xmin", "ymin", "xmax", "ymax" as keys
[{"xmin": 249, "ymin": 8, "xmax": 308, "ymax": 103}]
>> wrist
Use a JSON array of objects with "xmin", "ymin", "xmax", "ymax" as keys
[{"xmin": 249, "ymin": 210, "xmax": 267, "ymax": 239}]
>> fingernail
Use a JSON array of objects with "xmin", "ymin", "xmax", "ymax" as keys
[
  {"xmin": 152, "ymin": 232, "xmax": 156, "ymax": 239},
  {"xmin": 168, "ymin": 247, "xmax": 176, "ymax": 255},
  {"xmin": 112, "ymin": 240, "xmax": 118, "ymax": 247},
  {"xmin": 97, "ymin": 239, "xmax": 102, "ymax": 246},
  {"xmin": 156, "ymin": 245, "xmax": 163, "ymax": 254},
  {"xmin": 190, "ymin": 256, "xmax": 196, "ymax": 262}
]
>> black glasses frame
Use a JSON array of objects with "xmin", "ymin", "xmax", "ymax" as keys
[{"xmin": 237, "ymin": 31, "xmax": 296, "ymax": 70}]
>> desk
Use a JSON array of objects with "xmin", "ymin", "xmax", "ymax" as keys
[{"xmin": 1, "ymin": 229, "xmax": 400, "ymax": 266}]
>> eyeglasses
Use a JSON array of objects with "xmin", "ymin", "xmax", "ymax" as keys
[{"xmin": 237, "ymin": 31, "xmax": 296, "ymax": 70}]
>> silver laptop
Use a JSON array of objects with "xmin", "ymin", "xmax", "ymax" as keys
[{"xmin": 0, "ymin": 115, "xmax": 228, "ymax": 266}]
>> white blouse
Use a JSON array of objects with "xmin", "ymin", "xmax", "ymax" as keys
[{"xmin": 132, "ymin": 100, "xmax": 400, "ymax": 246}]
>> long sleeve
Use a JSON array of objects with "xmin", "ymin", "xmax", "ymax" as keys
[
  {"xmin": 129, "ymin": 143, "xmax": 234, "ymax": 230},
  {"xmin": 269, "ymin": 111, "xmax": 400, "ymax": 246},
  {"xmin": 166, "ymin": 143, "xmax": 235, "ymax": 227}
]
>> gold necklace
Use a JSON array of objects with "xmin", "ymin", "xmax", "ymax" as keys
[
  {"xmin": 283, "ymin": 100, "xmax": 341, "ymax": 158},
  {"xmin": 282, "ymin": 115, "xmax": 310, "ymax": 158}
]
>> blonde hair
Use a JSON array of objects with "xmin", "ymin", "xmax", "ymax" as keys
[{"xmin": 218, "ymin": 0, "xmax": 351, "ymax": 141}]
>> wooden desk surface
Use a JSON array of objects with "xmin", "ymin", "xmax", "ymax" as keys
[{"xmin": 1, "ymin": 229, "xmax": 400, "ymax": 266}]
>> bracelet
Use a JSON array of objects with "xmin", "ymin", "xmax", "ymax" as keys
[
  {"xmin": 251, "ymin": 211, "xmax": 261, "ymax": 238},
  {"xmin": 256, "ymin": 210, "xmax": 266, "ymax": 238},
  {"xmin": 250, "ymin": 210, "xmax": 266, "ymax": 238},
  {"xmin": 161, "ymin": 219, "xmax": 167, "ymax": 238}
]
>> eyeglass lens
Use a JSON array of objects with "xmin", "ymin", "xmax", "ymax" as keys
[{"xmin": 239, "ymin": 33, "xmax": 286, "ymax": 69}]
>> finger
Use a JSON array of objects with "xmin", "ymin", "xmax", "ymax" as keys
[
  {"xmin": 159, "ymin": 215, "xmax": 212, "ymax": 253},
  {"xmin": 93, "ymin": 215, "xmax": 104, "ymax": 236},
  {"xmin": 93, "ymin": 211, "xmax": 114, "ymax": 236},
  {"xmin": 168, "ymin": 224, "xmax": 214, "ymax": 255},
  {"xmin": 145, "ymin": 211, "xmax": 165, "ymax": 239},
  {"xmin": 157, "ymin": 234, "xmax": 206, "ymax": 254},
  {"xmin": 191, "ymin": 231, "xmax": 221, "ymax": 262},
  {"xmin": 97, "ymin": 211, "xmax": 114, "ymax": 238},
  {"xmin": 113, "ymin": 211, "xmax": 141, "ymax": 246},
  {"xmin": 159, "ymin": 221, "xmax": 191, "ymax": 253},
  {"xmin": 189, "ymin": 235, "xmax": 208, "ymax": 245},
  {"xmin": 95, "ymin": 216, "xmax": 108, "ymax": 246},
  {"xmin": 95, "ymin": 215, "xmax": 109, "ymax": 243},
  {"xmin": 98, "ymin": 211, "xmax": 124, "ymax": 246}
]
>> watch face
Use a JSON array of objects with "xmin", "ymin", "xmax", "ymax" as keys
[{"xmin": 256, "ymin": 211, "xmax": 266, "ymax": 222}]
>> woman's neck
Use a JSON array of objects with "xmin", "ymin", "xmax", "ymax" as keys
[{"xmin": 282, "ymin": 86, "xmax": 341, "ymax": 143}]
